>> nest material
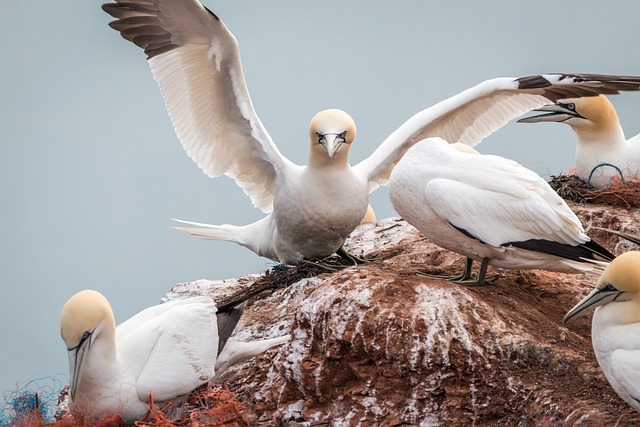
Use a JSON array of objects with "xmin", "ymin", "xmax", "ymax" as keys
[
  {"xmin": 49, "ymin": 386, "xmax": 249, "ymax": 427},
  {"xmin": 548, "ymin": 174, "xmax": 640, "ymax": 208}
]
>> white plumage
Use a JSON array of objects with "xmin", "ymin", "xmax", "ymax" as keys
[
  {"xmin": 388, "ymin": 138, "xmax": 613, "ymax": 284},
  {"xmin": 102, "ymin": 0, "xmax": 640, "ymax": 264},
  {"xmin": 60, "ymin": 290, "xmax": 288, "ymax": 423},
  {"xmin": 564, "ymin": 251, "xmax": 640, "ymax": 413},
  {"xmin": 519, "ymin": 94, "xmax": 640, "ymax": 188}
]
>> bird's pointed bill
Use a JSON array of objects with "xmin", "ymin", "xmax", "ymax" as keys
[
  {"xmin": 564, "ymin": 286, "xmax": 625, "ymax": 323},
  {"xmin": 319, "ymin": 133, "xmax": 345, "ymax": 158},
  {"xmin": 517, "ymin": 104, "xmax": 580, "ymax": 123},
  {"xmin": 67, "ymin": 332, "xmax": 92, "ymax": 401}
]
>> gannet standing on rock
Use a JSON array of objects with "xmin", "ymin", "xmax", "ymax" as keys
[
  {"xmin": 518, "ymin": 95, "xmax": 640, "ymax": 188},
  {"xmin": 564, "ymin": 251, "xmax": 640, "ymax": 413},
  {"xmin": 60, "ymin": 290, "xmax": 288, "ymax": 423},
  {"xmin": 103, "ymin": 0, "xmax": 640, "ymax": 265},
  {"xmin": 388, "ymin": 138, "xmax": 614, "ymax": 285}
]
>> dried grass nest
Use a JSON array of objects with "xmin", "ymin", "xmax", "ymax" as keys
[{"xmin": 548, "ymin": 174, "xmax": 640, "ymax": 208}]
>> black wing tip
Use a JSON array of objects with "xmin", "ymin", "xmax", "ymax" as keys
[
  {"xmin": 507, "ymin": 238, "xmax": 614, "ymax": 263},
  {"xmin": 203, "ymin": 5, "xmax": 220, "ymax": 21},
  {"xmin": 516, "ymin": 73, "xmax": 640, "ymax": 101},
  {"xmin": 102, "ymin": 1, "xmax": 181, "ymax": 59},
  {"xmin": 582, "ymin": 238, "xmax": 615, "ymax": 262}
]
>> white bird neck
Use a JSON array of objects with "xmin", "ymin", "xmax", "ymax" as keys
[
  {"xmin": 82, "ymin": 323, "xmax": 118, "ymax": 380},
  {"xmin": 74, "ymin": 325, "xmax": 119, "ymax": 406},
  {"xmin": 594, "ymin": 298, "xmax": 640, "ymax": 328},
  {"xmin": 572, "ymin": 117, "xmax": 626, "ymax": 148},
  {"xmin": 307, "ymin": 150, "xmax": 351, "ymax": 170}
]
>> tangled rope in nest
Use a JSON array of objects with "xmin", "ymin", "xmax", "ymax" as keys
[
  {"xmin": 548, "ymin": 174, "xmax": 640, "ymax": 208},
  {"xmin": 50, "ymin": 385, "xmax": 250, "ymax": 427}
]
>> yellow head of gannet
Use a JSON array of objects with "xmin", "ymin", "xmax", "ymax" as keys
[
  {"xmin": 564, "ymin": 251, "xmax": 640, "ymax": 323},
  {"xmin": 563, "ymin": 250, "xmax": 640, "ymax": 413},
  {"xmin": 308, "ymin": 109, "xmax": 356, "ymax": 163},
  {"xmin": 519, "ymin": 95, "xmax": 622, "ymax": 140},
  {"xmin": 60, "ymin": 290, "xmax": 115, "ymax": 402}
]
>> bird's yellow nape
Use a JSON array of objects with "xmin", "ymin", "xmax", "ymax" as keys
[
  {"xmin": 562, "ymin": 95, "xmax": 617, "ymax": 124},
  {"xmin": 596, "ymin": 251, "xmax": 640, "ymax": 293},
  {"xmin": 60, "ymin": 290, "xmax": 113, "ymax": 348}
]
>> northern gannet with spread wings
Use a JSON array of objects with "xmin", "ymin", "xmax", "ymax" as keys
[
  {"xmin": 564, "ymin": 251, "xmax": 640, "ymax": 413},
  {"xmin": 60, "ymin": 290, "xmax": 288, "ymax": 423},
  {"xmin": 518, "ymin": 95, "xmax": 640, "ymax": 188},
  {"xmin": 102, "ymin": 0, "xmax": 640, "ymax": 264},
  {"xmin": 388, "ymin": 138, "xmax": 614, "ymax": 285}
]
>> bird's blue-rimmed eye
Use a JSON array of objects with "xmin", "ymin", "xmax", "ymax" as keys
[{"xmin": 567, "ymin": 103, "xmax": 576, "ymax": 111}]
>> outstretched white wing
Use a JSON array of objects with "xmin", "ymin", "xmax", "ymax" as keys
[
  {"xmin": 103, "ymin": 0, "xmax": 295, "ymax": 212},
  {"xmin": 354, "ymin": 74, "xmax": 640, "ymax": 192}
]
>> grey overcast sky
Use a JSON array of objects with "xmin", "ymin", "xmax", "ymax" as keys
[{"xmin": 2, "ymin": 0, "xmax": 640, "ymax": 397}]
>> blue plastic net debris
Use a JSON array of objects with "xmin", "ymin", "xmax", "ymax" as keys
[{"xmin": 0, "ymin": 375, "xmax": 66, "ymax": 426}]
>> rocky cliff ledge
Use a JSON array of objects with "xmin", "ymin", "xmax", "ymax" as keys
[{"xmin": 165, "ymin": 202, "xmax": 640, "ymax": 426}]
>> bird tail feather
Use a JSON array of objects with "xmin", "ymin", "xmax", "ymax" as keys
[{"xmin": 172, "ymin": 218, "xmax": 239, "ymax": 242}]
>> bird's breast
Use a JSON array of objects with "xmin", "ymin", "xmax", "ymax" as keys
[{"xmin": 272, "ymin": 169, "xmax": 368, "ymax": 258}]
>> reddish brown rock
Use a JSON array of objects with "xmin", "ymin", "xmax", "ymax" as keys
[{"xmin": 166, "ymin": 202, "xmax": 640, "ymax": 426}]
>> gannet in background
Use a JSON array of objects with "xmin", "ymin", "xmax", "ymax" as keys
[
  {"xmin": 102, "ymin": 0, "xmax": 640, "ymax": 265},
  {"xmin": 361, "ymin": 204, "xmax": 376, "ymax": 224},
  {"xmin": 388, "ymin": 138, "xmax": 614, "ymax": 285},
  {"xmin": 564, "ymin": 251, "xmax": 640, "ymax": 413},
  {"xmin": 518, "ymin": 95, "xmax": 640, "ymax": 188},
  {"xmin": 60, "ymin": 290, "xmax": 288, "ymax": 423}
]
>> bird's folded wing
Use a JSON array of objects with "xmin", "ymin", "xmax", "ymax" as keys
[
  {"xmin": 424, "ymin": 155, "xmax": 586, "ymax": 247},
  {"xmin": 103, "ymin": 0, "xmax": 294, "ymax": 212},
  {"xmin": 354, "ymin": 74, "xmax": 640, "ymax": 192},
  {"xmin": 611, "ymin": 348, "xmax": 640, "ymax": 404},
  {"xmin": 117, "ymin": 299, "xmax": 219, "ymax": 401},
  {"xmin": 116, "ymin": 295, "xmax": 214, "ymax": 339}
]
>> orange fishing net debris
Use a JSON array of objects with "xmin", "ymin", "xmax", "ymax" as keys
[
  {"xmin": 39, "ymin": 385, "xmax": 250, "ymax": 427},
  {"xmin": 135, "ymin": 386, "xmax": 251, "ymax": 427}
]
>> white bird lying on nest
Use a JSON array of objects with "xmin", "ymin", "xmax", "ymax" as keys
[
  {"xmin": 102, "ymin": 0, "xmax": 640, "ymax": 265},
  {"xmin": 388, "ymin": 138, "xmax": 614, "ymax": 285},
  {"xmin": 564, "ymin": 251, "xmax": 640, "ymax": 413},
  {"xmin": 518, "ymin": 95, "xmax": 640, "ymax": 189},
  {"xmin": 60, "ymin": 289, "xmax": 288, "ymax": 423}
]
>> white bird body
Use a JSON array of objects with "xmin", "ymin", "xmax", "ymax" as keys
[
  {"xmin": 389, "ymin": 138, "xmax": 611, "ymax": 279},
  {"xmin": 564, "ymin": 251, "xmax": 640, "ymax": 413},
  {"xmin": 61, "ymin": 292, "xmax": 218, "ymax": 422},
  {"xmin": 102, "ymin": 0, "xmax": 640, "ymax": 264},
  {"xmin": 519, "ymin": 95, "xmax": 640, "ymax": 188},
  {"xmin": 591, "ymin": 305, "xmax": 640, "ymax": 412},
  {"xmin": 60, "ymin": 290, "xmax": 289, "ymax": 423}
]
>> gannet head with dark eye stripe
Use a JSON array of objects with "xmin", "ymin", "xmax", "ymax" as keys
[
  {"xmin": 308, "ymin": 109, "xmax": 356, "ymax": 163},
  {"xmin": 518, "ymin": 95, "xmax": 621, "ymax": 134},
  {"xmin": 60, "ymin": 290, "xmax": 115, "ymax": 401},
  {"xmin": 564, "ymin": 251, "xmax": 640, "ymax": 323}
]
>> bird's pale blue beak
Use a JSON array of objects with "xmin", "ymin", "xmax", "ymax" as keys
[
  {"xmin": 317, "ymin": 131, "xmax": 346, "ymax": 158},
  {"xmin": 564, "ymin": 285, "xmax": 625, "ymax": 323},
  {"xmin": 67, "ymin": 331, "xmax": 93, "ymax": 401},
  {"xmin": 517, "ymin": 103, "xmax": 582, "ymax": 124}
]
